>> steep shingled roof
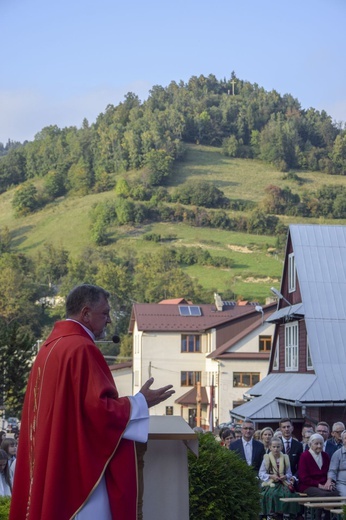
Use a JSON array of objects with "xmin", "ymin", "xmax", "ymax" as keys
[{"xmin": 129, "ymin": 302, "xmax": 264, "ymax": 333}]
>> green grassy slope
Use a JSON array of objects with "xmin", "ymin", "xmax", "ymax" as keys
[{"xmin": 1, "ymin": 144, "xmax": 345, "ymax": 302}]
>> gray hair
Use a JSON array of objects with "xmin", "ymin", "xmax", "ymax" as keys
[
  {"xmin": 65, "ymin": 284, "xmax": 110, "ymax": 317},
  {"xmin": 332, "ymin": 422, "xmax": 345, "ymax": 432},
  {"xmin": 308, "ymin": 433, "xmax": 324, "ymax": 446}
]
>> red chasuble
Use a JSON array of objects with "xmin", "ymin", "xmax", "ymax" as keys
[{"xmin": 10, "ymin": 321, "xmax": 137, "ymax": 520}]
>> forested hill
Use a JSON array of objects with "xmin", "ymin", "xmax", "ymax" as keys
[{"xmin": 1, "ymin": 72, "xmax": 346, "ymax": 199}]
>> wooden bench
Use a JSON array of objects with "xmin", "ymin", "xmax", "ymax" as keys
[
  {"xmin": 330, "ymin": 509, "xmax": 343, "ymax": 520},
  {"xmin": 280, "ymin": 495, "xmax": 346, "ymax": 519},
  {"xmin": 304, "ymin": 502, "xmax": 345, "ymax": 520}
]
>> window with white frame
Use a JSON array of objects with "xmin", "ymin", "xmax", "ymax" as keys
[
  {"xmin": 285, "ymin": 322, "xmax": 298, "ymax": 371},
  {"xmin": 273, "ymin": 338, "xmax": 279, "ymax": 370},
  {"xmin": 288, "ymin": 253, "xmax": 296, "ymax": 293},
  {"xmin": 306, "ymin": 337, "xmax": 313, "ymax": 370}
]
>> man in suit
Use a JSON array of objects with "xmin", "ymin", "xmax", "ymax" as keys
[
  {"xmin": 316, "ymin": 421, "xmax": 338, "ymax": 458},
  {"xmin": 326, "ymin": 421, "xmax": 345, "ymax": 453},
  {"xmin": 279, "ymin": 418, "xmax": 303, "ymax": 477},
  {"xmin": 229, "ymin": 418, "xmax": 265, "ymax": 472},
  {"xmin": 301, "ymin": 425, "xmax": 315, "ymax": 451}
]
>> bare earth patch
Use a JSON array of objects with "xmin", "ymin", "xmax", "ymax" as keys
[
  {"xmin": 234, "ymin": 276, "xmax": 280, "ymax": 284},
  {"xmin": 227, "ymin": 244, "xmax": 253, "ymax": 253}
]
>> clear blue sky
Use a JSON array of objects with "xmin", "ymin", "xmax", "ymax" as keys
[{"xmin": 0, "ymin": 0, "xmax": 345, "ymax": 143}]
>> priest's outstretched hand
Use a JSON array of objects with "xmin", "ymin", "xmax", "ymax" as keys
[{"xmin": 140, "ymin": 377, "xmax": 175, "ymax": 408}]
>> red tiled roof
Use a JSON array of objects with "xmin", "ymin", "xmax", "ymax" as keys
[
  {"xmin": 175, "ymin": 386, "xmax": 209, "ymax": 405},
  {"xmin": 159, "ymin": 298, "xmax": 191, "ymax": 304},
  {"xmin": 129, "ymin": 302, "xmax": 270, "ymax": 333}
]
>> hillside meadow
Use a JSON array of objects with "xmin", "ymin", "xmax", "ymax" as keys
[{"xmin": 1, "ymin": 144, "xmax": 345, "ymax": 303}]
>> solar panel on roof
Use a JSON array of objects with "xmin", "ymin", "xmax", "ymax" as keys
[
  {"xmin": 189, "ymin": 306, "xmax": 201, "ymax": 316},
  {"xmin": 178, "ymin": 305, "xmax": 201, "ymax": 316}
]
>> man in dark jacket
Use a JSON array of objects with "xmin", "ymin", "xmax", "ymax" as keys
[
  {"xmin": 280, "ymin": 418, "xmax": 303, "ymax": 476},
  {"xmin": 316, "ymin": 421, "xmax": 338, "ymax": 458},
  {"xmin": 229, "ymin": 418, "xmax": 265, "ymax": 472}
]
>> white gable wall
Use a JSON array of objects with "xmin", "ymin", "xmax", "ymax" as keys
[{"xmin": 217, "ymin": 321, "xmax": 274, "ymax": 423}]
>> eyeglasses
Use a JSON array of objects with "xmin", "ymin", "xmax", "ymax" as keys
[
  {"xmin": 333, "ymin": 430, "xmax": 344, "ymax": 434},
  {"xmin": 242, "ymin": 427, "xmax": 254, "ymax": 430}
]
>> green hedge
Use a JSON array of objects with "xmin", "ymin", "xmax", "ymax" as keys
[
  {"xmin": 0, "ymin": 497, "xmax": 10, "ymax": 520},
  {"xmin": 189, "ymin": 433, "xmax": 261, "ymax": 519}
]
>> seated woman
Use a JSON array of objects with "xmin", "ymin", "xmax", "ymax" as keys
[
  {"xmin": 259, "ymin": 437, "xmax": 301, "ymax": 519},
  {"xmin": 326, "ymin": 429, "xmax": 346, "ymax": 497},
  {"xmin": 260, "ymin": 427, "xmax": 274, "ymax": 454},
  {"xmin": 0, "ymin": 437, "xmax": 17, "ymax": 468},
  {"xmin": 298, "ymin": 433, "xmax": 339, "ymax": 520},
  {"xmin": 0, "ymin": 449, "xmax": 12, "ymax": 496}
]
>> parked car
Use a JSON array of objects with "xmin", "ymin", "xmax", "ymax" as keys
[{"xmin": 6, "ymin": 417, "xmax": 19, "ymax": 434}]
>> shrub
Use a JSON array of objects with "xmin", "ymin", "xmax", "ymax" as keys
[
  {"xmin": 189, "ymin": 433, "xmax": 260, "ymax": 519},
  {"xmin": 0, "ymin": 496, "xmax": 11, "ymax": 520}
]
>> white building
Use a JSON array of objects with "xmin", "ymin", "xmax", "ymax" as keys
[{"xmin": 129, "ymin": 296, "xmax": 275, "ymax": 429}]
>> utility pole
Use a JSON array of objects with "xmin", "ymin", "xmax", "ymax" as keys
[{"xmin": 196, "ymin": 381, "xmax": 201, "ymax": 427}]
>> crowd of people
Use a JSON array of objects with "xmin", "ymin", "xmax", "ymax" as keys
[{"xmin": 219, "ymin": 417, "xmax": 346, "ymax": 520}]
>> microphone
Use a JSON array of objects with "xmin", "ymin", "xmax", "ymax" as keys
[{"xmin": 112, "ymin": 335, "xmax": 120, "ymax": 344}]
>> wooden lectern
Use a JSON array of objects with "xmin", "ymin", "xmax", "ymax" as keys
[{"xmin": 136, "ymin": 416, "xmax": 198, "ymax": 520}]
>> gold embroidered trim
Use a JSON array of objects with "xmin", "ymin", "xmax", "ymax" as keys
[{"xmin": 25, "ymin": 337, "xmax": 62, "ymax": 519}]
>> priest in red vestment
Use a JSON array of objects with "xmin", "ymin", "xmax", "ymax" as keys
[{"xmin": 10, "ymin": 284, "xmax": 174, "ymax": 520}]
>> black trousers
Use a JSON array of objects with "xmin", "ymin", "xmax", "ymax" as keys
[{"xmin": 304, "ymin": 487, "xmax": 339, "ymax": 520}]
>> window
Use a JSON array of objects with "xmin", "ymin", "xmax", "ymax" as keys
[
  {"xmin": 307, "ymin": 337, "xmax": 313, "ymax": 370},
  {"xmin": 233, "ymin": 372, "xmax": 260, "ymax": 387},
  {"xmin": 259, "ymin": 335, "xmax": 272, "ymax": 352},
  {"xmin": 181, "ymin": 371, "xmax": 201, "ymax": 386},
  {"xmin": 285, "ymin": 322, "xmax": 299, "ymax": 371},
  {"xmin": 288, "ymin": 253, "xmax": 296, "ymax": 293},
  {"xmin": 166, "ymin": 406, "xmax": 173, "ymax": 415},
  {"xmin": 181, "ymin": 335, "xmax": 201, "ymax": 353},
  {"xmin": 273, "ymin": 339, "xmax": 279, "ymax": 370}
]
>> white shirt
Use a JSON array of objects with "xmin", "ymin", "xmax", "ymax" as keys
[{"xmin": 242, "ymin": 438, "xmax": 253, "ymax": 465}]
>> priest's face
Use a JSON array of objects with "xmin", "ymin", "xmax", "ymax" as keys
[{"xmin": 85, "ymin": 295, "xmax": 111, "ymax": 339}]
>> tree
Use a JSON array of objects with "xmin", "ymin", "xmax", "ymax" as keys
[
  {"xmin": 143, "ymin": 149, "xmax": 173, "ymax": 186},
  {"xmin": 173, "ymin": 180, "xmax": 228, "ymax": 208},
  {"xmin": 67, "ymin": 158, "xmax": 93, "ymax": 195},
  {"xmin": 331, "ymin": 134, "xmax": 346, "ymax": 174},
  {"xmin": 43, "ymin": 169, "xmax": 67, "ymax": 199},
  {"xmin": 12, "ymin": 183, "xmax": 39, "ymax": 216},
  {"xmin": 0, "ymin": 227, "xmax": 11, "ymax": 254},
  {"xmin": 0, "ymin": 318, "xmax": 36, "ymax": 417},
  {"xmin": 35, "ymin": 243, "xmax": 69, "ymax": 287}
]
